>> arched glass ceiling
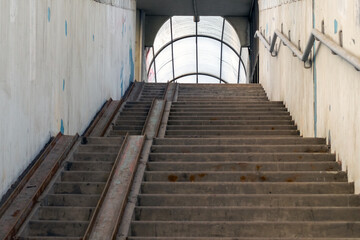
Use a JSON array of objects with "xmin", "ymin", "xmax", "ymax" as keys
[{"xmin": 146, "ymin": 16, "xmax": 247, "ymax": 84}]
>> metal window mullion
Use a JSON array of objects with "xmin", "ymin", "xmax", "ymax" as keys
[
  {"xmin": 148, "ymin": 35, "xmax": 243, "ymax": 74},
  {"xmin": 170, "ymin": 18, "xmax": 175, "ymax": 82},
  {"xmin": 152, "ymin": 47, "xmax": 157, "ymax": 83},
  {"xmin": 219, "ymin": 19, "xmax": 226, "ymax": 84},
  {"xmin": 196, "ymin": 21, "xmax": 199, "ymax": 83},
  {"xmin": 237, "ymin": 47, "xmax": 243, "ymax": 84}
]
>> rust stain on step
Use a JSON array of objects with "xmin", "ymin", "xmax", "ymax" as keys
[
  {"xmin": 168, "ymin": 175, "xmax": 178, "ymax": 182},
  {"xmin": 11, "ymin": 210, "xmax": 20, "ymax": 217},
  {"xmin": 198, "ymin": 173, "xmax": 207, "ymax": 178}
]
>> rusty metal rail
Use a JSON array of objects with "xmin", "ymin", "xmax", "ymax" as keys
[
  {"xmin": 83, "ymin": 133, "xmax": 128, "ymax": 240},
  {"xmin": 142, "ymin": 99, "xmax": 166, "ymax": 140},
  {"xmin": 0, "ymin": 134, "xmax": 78, "ymax": 240},
  {"xmin": 84, "ymin": 134, "xmax": 145, "ymax": 240},
  {"xmin": 255, "ymin": 28, "xmax": 360, "ymax": 71},
  {"xmin": 83, "ymin": 99, "xmax": 113, "ymax": 137},
  {"xmin": 84, "ymin": 82, "xmax": 136, "ymax": 137},
  {"xmin": 164, "ymin": 83, "xmax": 178, "ymax": 101},
  {"xmin": 100, "ymin": 83, "xmax": 136, "ymax": 137}
]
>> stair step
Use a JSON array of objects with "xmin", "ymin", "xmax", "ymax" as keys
[
  {"xmin": 144, "ymin": 171, "xmax": 347, "ymax": 182},
  {"xmin": 173, "ymin": 101, "xmax": 283, "ymax": 105},
  {"xmin": 82, "ymin": 137, "xmax": 124, "ymax": 145},
  {"xmin": 24, "ymin": 220, "xmax": 88, "ymax": 237},
  {"xmin": 18, "ymin": 236, "xmax": 81, "ymax": 240},
  {"xmin": 115, "ymin": 120, "xmax": 145, "ymax": 125},
  {"xmin": 177, "ymin": 97, "xmax": 269, "ymax": 100},
  {"xmin": 165, "ymin": 130, "xmax": 300, "ymax": 136},
  {"xmin": 135, "ymin": 206, "xmax": 360, "ymax": 221},
  {"xmin": 121, "ymin": 108, "xmax": 150, "ymax": 112},
  {"xmin": 148, "ymin": 153, "xmax": 335, "ymax": 162},
  {"xmin": 66, "ymin": 161, "xmax": 113, "ymax": 171},
  {"xmin": 169, "ymin": 112, "xmax": 290, "ymax": 116},
  {"xmin": 171, "ymin": 103, "xmax": 284, "ymax": 107},
  {"xmin": 76, "ymin": 145, "xmax": 120, "ymax": 153},
  {"xmin": 61, "ymin": 171, "xmax": 109, "ymax": 182},
  {"xmin": 168, "ymin": 116, "xmax": 293, "ymax": 120},
  {"xmin": 112, "ymin": 125, "xmax": 143, "ymax": 130},
  {"xmin": 53, "ymin": 182, "xmax": 105, "ymax": 194},
  {"xmin": 130, "ymin": 221, "xmax": 360, "ymax": 237},
  {"xmin": 167, "ymin": 120, "xmax": 294, "ymax": 125},
  {"xmin": 166, "ymin": 125, "xmax": 297, "ymax": 130},
  {"xmin": 150, "ymin": 145, "xmax": 329, "ymax": 153},
  {"xmin": 147, "ymin": 162, "xmax": 341, "ymax": 171},
  {"xmin": 42, "ymin": 194, "xmax": 100, "ymax": 207},
  {"xmin": 138, "ymin": 194, "xmax": 360, "ymax": 207},
  {"xmin": 128, "ymin": 238, "xmax": 358, "ymax": 240},
  {"xmin": 141, "ymin": 182, "xmax": 354, "ymax": 194},
  {"xmin": 72, "ymin": 152, "xmax": 117, "ymax": 162},
  {"xmin": 34, "ymin": 207, "xmax": 94, "ymax": 221},
  {"xmin": 153, "ymin": 137, "xmax": 326, "ymax": 145},
  {"xmin": 170, "ymin": 108, "xmax": 288, "ymax": 112},
  {"xmin": 109, "ymin": 130, "xmax": 142, "ymax": 136}
]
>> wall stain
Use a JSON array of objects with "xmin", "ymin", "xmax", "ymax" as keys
[
  {"xmin": 47, "ymin": 7, "xmax": 51, "ymax": 22},
  {"xmin": 122, "ymin": 16, "xmax": 126, "ymax": 37},
  {"xmin": 334, "ymin": 19, "xmax": 338, "ymax": 34},
  {"xmin": 65, "ymin": 20, "xmax": 68, "ymax": 36},
  {"xmin": 60, "ymin": 119, "xmax": 64, "ymax": 134},
  {"xmin": 120, "ymin": 66, "xmax": 124, "ymax": 97},
  {"xmin": 129, "ymin": 47, "xmax": 135, "ymax": 83}
]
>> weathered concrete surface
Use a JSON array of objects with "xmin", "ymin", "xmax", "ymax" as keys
[
  {"xmin": 88, "ymin": 135, "xmax": 144, "ymax": 240},
  {"xmin": 0, "ymin": 0, "xmax": 136, "ymax": 198},
  {"xmin": 258, "ymin": 0, "xmax": 360, "ymax": 191}
]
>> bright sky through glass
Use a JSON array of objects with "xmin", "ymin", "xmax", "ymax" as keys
[{"xmin": 146, "ymin": 16, "xmax": 248, "ymax": 84}]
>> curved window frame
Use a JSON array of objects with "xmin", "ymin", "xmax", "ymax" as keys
[{"xmin": 147, "ymin": 17, "xmax": 247, "ymax": 84}]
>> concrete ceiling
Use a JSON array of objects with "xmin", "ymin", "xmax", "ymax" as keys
[{"xmin": 137, "ymin": 0, "xmax": 254, "ymax": 17}]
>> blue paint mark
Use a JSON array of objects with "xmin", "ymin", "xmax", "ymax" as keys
[
  {"xmin": 62, "ymin": 79, "xmax": 65, "ymax": 91},
  {"xmin": 92, "ymin": 34, "xmax": 95, "ymax": 41},
  {"xmin": 334, "ymin": 19, "xmax": 338, "ymax": 34},
  {"xmin": 129, "ymin": 47, "xmax": 135, "ymax": 83},
  {"xmin": 65, "ymin": 20, "xmax": 68, "ymax": 36},
  {"xmin": 60, "ymin": 119, "xmax": 64, "ymax": 134},
  {"xmin": 266, "ymin": 23, "xmax": 268, "ymax": 35},
  {"xmin": 47, "ymin": 7, "xmax": 51, "ymax": 22},
  {"xmin": 120, "ymin": 66, "xmax": 124, "ymax": 96},
  {"xmin": 312, "ymin": 0, "xmax": 317, "ymax": 137},
  {"xmin": 120, "ymin": 80, "xmax": 124, "ymax": 97}
]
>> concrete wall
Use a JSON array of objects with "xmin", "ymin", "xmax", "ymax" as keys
[
  {"xmin": 0, "ymin": 0, "xmax": 136, "ymax": 198},
  {"xmin": 258, "ymin": 0, "xmax": 360, "ymax": 191}
]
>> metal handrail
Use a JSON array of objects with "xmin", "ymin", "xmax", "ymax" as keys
[{"xmin": 255, "ymin": 28, "xmax": 360, "ymax": 71}]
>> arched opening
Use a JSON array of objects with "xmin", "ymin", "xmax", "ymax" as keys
[{"xmin": 146, "ymin": 16, "xmax": 249, "ymax": 84}]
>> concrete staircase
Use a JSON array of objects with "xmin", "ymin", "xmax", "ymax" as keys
[
  {"xmin": 16, "ymin": 83, "xmax": 167, "ymax": 239},
  {"xmin": 129, "ymin": 84, "xmax": 360, "ymax": 239},
  {"xmin": 110, "ymin": 83, "xmax": 167, "ymax": 137},
  {"xmin": 17, "ymin": 137, "xmax": 124, "ymax": 239},
  {"xmin": 14, "ymin": 83, "xmax": 360, "ymax": 239}
]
